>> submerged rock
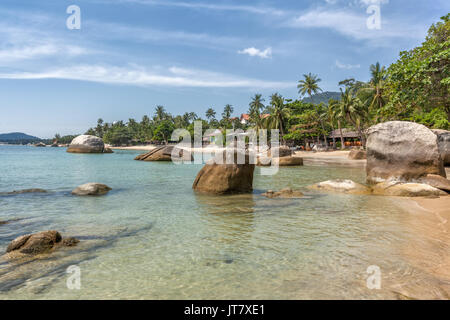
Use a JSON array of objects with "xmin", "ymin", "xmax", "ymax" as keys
[
  {"xmin": 432, "ymin": 129, "xmax": 450, "ymax": 166},
  {"xmin": 192, "ymin": 150, "xmax": 254, "ymax": 194},
  {"xmin": 308, "ymin": 179, "xmax": 371, "ymax": 195},
  {"xmin": 1, "ymin": 188, "xmax": 47, "ymax": 195},
  {"xmin": 348, "ymin": 149, "xmax": 366, "ymax": 160},
  {"xmin": 6, "ymin": 231, "xmax": 79, "ymax": 255},
  {"xmin": 366, "ymin": 121, "xmax": 446, "ymax": 184},
  {"xmin": 72, "ymin": 183, "xmax": 111, "ymax": 196},
  {"xmin": 372, "ymin": 181, "xmax": 447, "ymax": 197},
  {"xmin": 67, "ymin": 135, "xmax": 105, "ymax": 153},
  {"xmin": 34, "ymin": 142, "xmax": 46, "ymax": 147},
  {"xmin": 262, "ymin": 187, "xmax": 304, "ymax": 199},
  {"xmin": 135, "ymin": 146, "xmax": 192, "ymax": 161}
]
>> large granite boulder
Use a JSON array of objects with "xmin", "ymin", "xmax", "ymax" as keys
[
  {"xmin": 6, "ymin": 231, "xmax": 78, "ymax": 255},
  {"xmin": 67, "ymin": 135, "xmax": 105, "ymax": 153},
  {"xmin": 308, "ymin": 179, "xmax": 371, "ymax": 195},
  {"xmin": 192, "ymin": 150, "xmax": 254, "ymax": 194},
  {"xmin": 348, "ymin": 149, "xmax": 366, "ymax": 160},
  {"xmin": 72, "ymin": 183, "xmax": 111, "ymax": 196},
  {"xmin": 135, "ymin": 146, "xmax": 193, "ymax": 162},
  {"xmin": 366, "ymin": 121, "xmax": 446, "ymax": 184},
  {"xmin": 372, "ymin": 181, "xmax": 446, "ymax": 197},
  {"xmin": 432, "ymin": 129, "xmax": 450, "ymax": 166}
]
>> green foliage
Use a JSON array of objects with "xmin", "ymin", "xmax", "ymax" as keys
[{"xmin": 384, "ymin": 14, "xmax": 450, "ymax": 123}]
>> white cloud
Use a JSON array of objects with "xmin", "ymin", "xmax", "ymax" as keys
[
  {"xmin": 238, "ymin": 47, "xmax": 272, "ymax": 59},
  {"xmin": 287, "ymin": 8, "xmax": 426, "ymax": 43},
  {"xmin": 0, "ymin": 64, "xmax": 291, "ymax": 89},
  {"xmin": 335, "ymin": 60, "xmax": 360, "ymax": 69},
  {"xmin": 112, "ymin": 0, "xmax": 286, "ymax": 16}
]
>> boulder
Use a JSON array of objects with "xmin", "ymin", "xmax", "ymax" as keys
[
  {"xmin": 348, "ymin": 149, "xmax": 366, "ymax": 160},
  {"xmin": 418, "ymin": 174, "xmax": 450, "ymax": 193},
  {"xmin": 34, "ymin": 142, "xmax": 46, "ymax": 147},
  {"xmin": 268, "ymin": 146, "xmax": 293, "ymax": 157},
  {"xmin": 372, "ymin": 181, "xmax": 446, "ymax": 197},
  {"xmin": 308, "ymin": 179, "xmax": 371, "ymax": 195},
  {"xmin": 72, "ymin": 183, "xmax": 111, "ymax": 196},
  {"xmin": 432, "ymin": 129, "xmax": 450, "ymax": 166},
  {"xmin": 135, "ymin": 146, "xmax": 193, "ymax": 162},
  {"xmin": 366, "ymin": 121, "xmax": 446, "ymax": 184},
  {"xmin": 103, "ymin": 147, "xmax": 114, "ymax": 153},
  {"xmin": 6, "ymin": 231, "xmax": 78, "ymax": 255},
  {"xmin": 262, "ymin": 187, "xmax": 304, "ymax": 199},
  {"xmin": 257, "ymin": 146, "xmax": 303, "ymax": 167},
  {"xmin": 273, "ymin": 156, "xmax": 303, "ymax": 166},
  {"xmin": 67, "ymin": 135, "xmax": 105, "ymax": 153},
  {"xmin": 192, "ymin": 150, "xmax": 254, "ymax": 194}
]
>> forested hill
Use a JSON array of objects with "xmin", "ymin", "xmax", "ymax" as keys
[
  {"xmin": 0, "ymin": 132, "xmax": 42, "ymax": 143},
  {"xmin": 302, "ymin": 91, "xmax": 341, "ymax": 104}
]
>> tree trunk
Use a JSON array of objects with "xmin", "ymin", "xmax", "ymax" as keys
[{"xmin": 338, "ymin": 120, "xmax": 344, "ymax": 150}]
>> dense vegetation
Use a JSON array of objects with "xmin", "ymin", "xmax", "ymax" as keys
[
  {"xmin": 56, "ymin": 15, "xmax": 448, "ymax": 148},
  {"xmin": 0, "ymin": 132, "xmax": 42, "ymax": 144}
]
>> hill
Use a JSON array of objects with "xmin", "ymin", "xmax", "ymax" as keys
[
  {"xmin": 0, "ymin": 132, "xmax": 42, "ymax": 144},
  {"xmin": 302, "ymin": 91, "xmax": 341, "ymax": 104}
]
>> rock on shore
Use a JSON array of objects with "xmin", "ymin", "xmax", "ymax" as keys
[
  {"xmin": 192, "ymin": 150, "xmax": 254, "ymax": 194},
  {"xmin": 372, "ymin": 181, "xmax": 446, "ymax": 197},
  {"xmin": 366, "ymin": 121, "xmax": 446, "ymax": 184},
  {"xmin": 67, "ymin": 135, "xmax": 106, "ymax": 153},
  {"xmin": 72, "ymin": 183, "xmax": 111, "ymax": 196},
  {"xmin": 348, "ymin": 149, "xmax": 366, "ymax": 160},
  {"xmin": 432, "ymin": 129, "xmax": 450, "ymax": 166},
  {"xmin": 135, "ymin": 146, "xmax": 193, "ymax": 161},
  {"xmin": 258, "ymin": 146, "xmax": 303, "ymax": 166}
]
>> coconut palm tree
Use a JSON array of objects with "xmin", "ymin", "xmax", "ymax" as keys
[
  {"xmin": 329, "ymin": 99, "xmax": 345, "ymax": 150},
  {"xmin": 297, "ymin": 73, "xmax": 323, "ymax": 103},
  {"xmin": 205, "ymin": 108, "xmax": 216, "ymax": 123},
  {"xmin": 154, "ymin": 105, "xmax": 167, "ymax": 122},
  {"xmin": 222, "ymin": 104, "xmax": 234, "ymax": 125},
  {"xmin": 248, "ymin": 94, "xmax": 265, "ymax": 129},
  {"xmin": 358, "ymin": 62, "xmax": 387, "ymax": 121},
  {"xmin": 265, "ymin": 93, "xmax": 290, "ymax": 143}
]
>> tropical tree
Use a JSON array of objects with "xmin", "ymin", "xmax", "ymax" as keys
[
  {"xmin": 297, "ymin": 73, "xmax": 323, "ymax": 103},
  {"xmin": 248, "ymin": 94, "xmax": 265, "ymax": 133},
  {"xmin": 221, "ymin": 104, "xmax": 234, "ymax": 125},
  {"xmin": 205, "ymin": 108, "xmax": 216, "ymax": 123},
  {"xmin": 265, "ymin": 93, "xmax": 290, "ymax": 142},
  {"xmin": 154, "ymin": 105, "xmax": 168, "ymax": 122},
  {"xmin": 329, "ymin": 99, "xmax": 345, "ymax": 149}
]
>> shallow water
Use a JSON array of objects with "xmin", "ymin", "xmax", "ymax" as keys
[{"xmin": 0, "ymin": 145, "xmax": 448, "ymax": 299}]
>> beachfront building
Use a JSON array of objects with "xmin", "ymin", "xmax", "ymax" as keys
[{"xmin": 328, "ymin": 129, "xmax": 362, "ymax": 147}]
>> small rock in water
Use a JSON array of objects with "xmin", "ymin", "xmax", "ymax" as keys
[
  {"xmin": 5, "ymin": 231, "xmax": 79, "ymax": 256},
  {"xmin": 72, "ymin": 183, "xmax": 111, "ymax": 196},
  {"xmin": 2, "ymin": 188, "xmax": 48, "ymax": 195},
  {"xmin": 262, "ymin": 187, "xmax": 304, "ymax": 199}
]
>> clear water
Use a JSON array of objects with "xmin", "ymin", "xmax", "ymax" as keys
[{"xmin": 0, "ymin": 145, "xmax": 448, "ymax": 299}]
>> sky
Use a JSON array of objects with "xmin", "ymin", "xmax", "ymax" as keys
[{"xmin": 0, "ymin": 0, "xmax": 448, "ymax": 138}]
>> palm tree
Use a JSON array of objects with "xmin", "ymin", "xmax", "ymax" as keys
[
  {"xmin": 297, "ymin": 73, "xmax": 323, "ymax": 103},
  {"xmin": 205, "ymin": 108, "xmax": 216, "ymax": 122},
  {"xmin": 248, "ymin": 94, "xmax": 265, "ymax": 129},
  {"xmin": 265, "ymin": 93, "xmax": 290, "ymax": 143},
  {"xmin": 359, "ymin": 62, "xmax": 387, "ymax": 121},
  {"xmin": 298, "ymin": 73, "xmax": 328, "ymax": 147},
  {"xmin": 154, "ymin": 105, "xmax": 167, "ymax": 122},
  {"xmin": 222, "ymin": 104, "xmax": 234, "ymax": 124},
  {"xmin": 335, "ymin": 88, "xmax": 368, "ymax": 147},
  {"xmin": 329, "ymin": 99, "xmax": 345, "ymax": 150}
]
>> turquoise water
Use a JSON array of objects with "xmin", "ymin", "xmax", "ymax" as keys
[{"xmin": 0, "ymin": 145, "xmax": 448, "ymax": 299}]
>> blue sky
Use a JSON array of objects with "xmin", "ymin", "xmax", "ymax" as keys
[{"xmin": 0, "ymin": 0, "xmax": 448, "ymax": 138}]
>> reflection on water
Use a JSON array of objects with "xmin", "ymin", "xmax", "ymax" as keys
[{"xmin": 0, "ymin": 145, "xmax": 449, "ymax": 299}]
